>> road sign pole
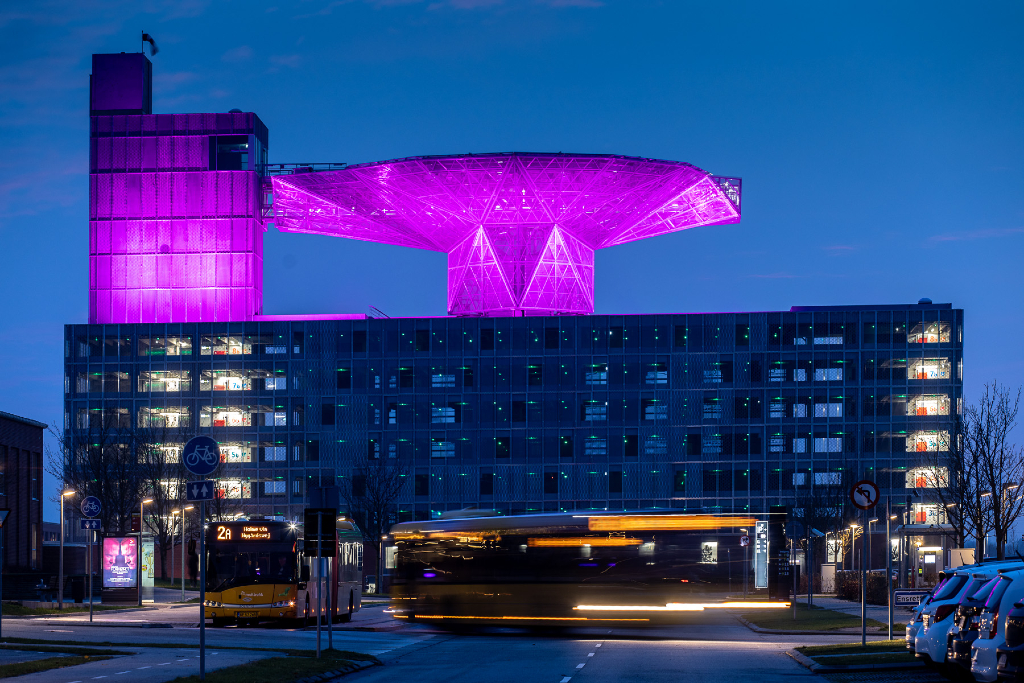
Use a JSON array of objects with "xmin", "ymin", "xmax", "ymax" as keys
[
  {"xmin": 861, "ymin": 506, "xmax": 867, "ymax": 647},
  {"xmin": 887, "ymin": 497, "xmax": 892, "ymax": 641},
  {"xmin": 1, "ymin": 525, "xmax": 4, "ymax": 638},
  {"xmin": 316, "ymin": 511, "xmax": 322, "ymax": 660},
  {"xmin": 89, "ymin": 530, "xmax": 94, "ymax": 622},
  {"xmin": 200, "ymin": 499, "xmax": 206, "ymax": 681},
  {"xmin": 181, "ymin": 512, "xmax": 186, "ymax": 603},
  {"xmin": 328, "ymin": 554, "xmax": 333, "ymax": 651}
]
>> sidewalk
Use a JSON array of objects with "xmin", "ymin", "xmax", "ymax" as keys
[{"xmin": 796, "ymin": 594, "xmax": 915, "ymax": 624}]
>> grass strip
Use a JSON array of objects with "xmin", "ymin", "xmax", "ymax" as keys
[
  {"xmin": 0, "ymin": 655, "xmax": 112, "ymax": 678},
  {"xmin": 0, "ymin": 643, "xmax": 131, "ymax": 656},
  {"xmin": 1, "ymin": 604, "xmax": 136, "ymax": 617},
  {"xmin": 168, "ymin": 651, "xmax": 374, "ymax": 683},
  {"xmin": 742, "ymin": 602, "xmax": 888, "ymax": 631},
  {"xmin": 797, "ymin": 640, "xmax": 908, "ymax": 656},
  {"xmin": 814, "ymin": 652, "xmax": 917, "ymax": 666}
]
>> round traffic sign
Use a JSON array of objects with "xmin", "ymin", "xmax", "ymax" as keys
[
  {"xmin": 739, "ymin": 535, "xmax": 750, "ymax": 547},
  {"xmin": 181, "ymin": 436, "xmax": 221, "ymax": 477},
  {"xmin": 81, "ymin": 496, "xmax": 101, "ymax": 518},
  {"xmin": 850, "ymin": 479, "xmax": 880, "ymax": 510}
]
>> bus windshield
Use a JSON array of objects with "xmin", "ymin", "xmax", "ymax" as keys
[{"xmin": 207, "ymin": 545, "xmax": 296, "ymax": 592}]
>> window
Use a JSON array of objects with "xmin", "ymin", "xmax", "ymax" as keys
[
  {"xmin": 415, "ymin": 474, "xmax": 428, "ymax": 496},
  {"xmin": 200, "ymin": 335, "xmax": 251, "ymax": 355},
  {"xmin": 644, "ymin": 435, "xmax": 668, "ymax": 455},
  {"xmin": 814, "ymin": 472, "xmax": 841, "ymax": 485},
  {"xmin": 138, "ymin": 406, "xmax": 188, "ymax": 428},
  {"xmin": 432, "ymin": 373, "xmax": 456, "ymax": 388},
  {"xmin": 792, "ymin": 472, "xmax": 807, "ymax": 486},
  {"xmin": 814, "ymin": 437, "xmax": 842, "ymax": 453},
  {"xmin": 584, "ymin": 438, "xmax": 607, "ymax": 457},
  {"xmin": 582, "ymin": 401, "xmax": 607, "ymax": 422},
  {"xmin": 770, "ymin": 401, "xmax": 786, "ymax": 419},
  {"xmin": 217, "ymin": 480, "xmax": 252, "ymax": 499},
  {"xmin": 905, "ymin": 466, "xmax": 949, "ymax": 488},
  {"xmin": 264, "ymin": 480, "xmax": 286, "ymax": 495},
  {"xmin": 793, "ymin": 403, "xmax": 808, "ymax": 418},
  {"xmin": 321, "ymin": 404, "xmax": 335, "ymax": 426},
  {"xmin": 793, "ymin": 438, "xmax": 808, "ymax": 453},
  {"xmin": 908, "ymin": 322, "xmax": 950, "ymax": 344},
  {"xmin": 432, "ymin": 406, "xmax": 456, "ymax": 424},
  {"xmin": 431, "ymin": 441, "xmax": 455, "ymax": 458},
  {"xmin": 544, "ymin": 471, "xmax": 558, "ymax": 494},
  {"xmin": 528, "ymin": 364, "xmax": 543, "ymax": 386},
  {"xmin": 815, "ymin": 368, "xmax": 843, "ymax": 381},
  {"xmin": 911, "ymin": 503, "xmax": 945, "ymax": 524},
  {"xmin": 907, "ymin": 431, "xmax": 950, "ymax": 452},
  {"xmin": 77, "ymin": 371, "xmax": 131, "ymax": 393},
  {"xmin": 909, "ymin": 358, "xmax": 951, "ymax": 380},
  {"xmin": 136, "ymin": 370, "xmax": 188, "ymax": 392},
  {"xmin": 643, "ymin": 399, "xmax": 667, "ymax": 420},
  {"xmin": 265, "ymin": 376, "xmax": 287, "ymax": 390},
  {"xmin": 769, "ymin": 435, "xmax": 785, "ymax": 452},
  {"xmin": 814, "ymin": 403, "xmax": 843, "ymax": 418},
  {"xmin": 220, "ymin": 444, "xmax": 252, "ymax": 463},
  {"xmin": 609, "ymin": 470, "xmax": 622, "ymax": 493},
  {"xmin": 586, "ymin": 363, "xmax": 608, "ymax": 385},
  {"xmin": 480, "ymin": 472, "xmax": 493, "ymax": 495},
  {"xmin": 200, "ymin": 369, "xmax": 274, "ymax": 391},
  {"xmin": 703, "ymin": 398, "xmax": 722, "ymax": 420},
  {"xmin": 138, "ymin": 336, "xmax": 192, "ymax": 356},
  {"xmin": 907, "ymin": 394, "xmax": 950, "ymax": 416},
  {"xmin": 645, "ymin": 362, "xmax": 668, "ymax": 385},
  {"xmin": 700, "ymin": 542, "xmax": 718, "ymax": 564}
]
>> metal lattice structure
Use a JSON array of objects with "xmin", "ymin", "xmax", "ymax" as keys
[{"xmin": 271, "ymin": 153, "xmax": 741, "ymax": 316}]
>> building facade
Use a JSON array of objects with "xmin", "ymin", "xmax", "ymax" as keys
[
  {"xmin": 0, "ymin": 411, "xmax": 45, "ymax": 570},
  {"xmin": 64, "ymin": 305, "xmax": 962, "ymax": 523}
]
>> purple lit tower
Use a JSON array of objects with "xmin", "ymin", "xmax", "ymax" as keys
[
  {"xmin": 271, "ymin": 154, "xmax": 741, "ymax": 316},
  {"xmin": 89, "ymin": 53, "xmax": 266, "ymax": 324}
]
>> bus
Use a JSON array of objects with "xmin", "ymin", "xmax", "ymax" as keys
[
  {"xmin": 387, "ymin": 511, "xmax": 788, "ymax": 626},
  {"xmin": 203, "ymin": 518, "xmax": 364, "ymax": 627}
]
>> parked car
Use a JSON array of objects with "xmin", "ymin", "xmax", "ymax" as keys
[
  {"xmin": 994, "ymin": 600, "xmax": 1024, "ymax": 680},
  {"xmin": 916, "ymin": 562, "xmax": 1024, "ymax": 665},
  {"xmin": 949, "ymin": 575, "xmax": 1003, "ymax": 669},
  {"xmin": 908, "ymin": 572, "xmax": 953, "ymax": 654},
  {"xmin": 971, "ymin": 567, "xmax": 1024, "ymax": 682}
]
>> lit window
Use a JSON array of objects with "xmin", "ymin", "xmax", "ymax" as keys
[
  {"xmin": 584, "ymin": 439, "xmax": 607, "ymax": 457},
  {"xmin": 432, "ymin": 406, "xmax": 456, "ymax": 424},
  {"xmin": 265, "ymin": 446, "xmax": 286, "ymax": 461},
  {"xmin": 138, "ymin": 407, "xmax": 187, "ymax": 428},
  {"xmin": 200, "ymin": 335, "xmax": 252, "ymax": 356},
  {"xmin": 793, "ymin": 403, "xmax": 808, "ymax": 418},
  {"xmin": 814, "ymin": 437, "xmax": 842, "ymax": 453},
  {"xmin": 909, "ymin": 358, "xmax": 951, "ymax": 380},
  {"xmin": 703, "ymin": 400, "xmax": 722, "ymax": 420},
  {"xmin": 793, "ymin": 438, "xmax": 808, "ymax": 453},
  {"xmin": 220, "ymin": 444, "xmax": 252, "ymax": 463},
  {"xmin": 643, "ymin": 401, "xmax": 667, "ymax": 420},
  {"xmin": 264, "ymin": 480, "xmax": 286, "ymax": 495},
  {"xmin": 905, "ymin": 466, "xmax": 949, "ymax": 488},
  {"xmin": 814, "ymin": 368, "xmax": 843, "ymax": 381},
  {"xmin": 814, "ymin": 472, "xmax": 841, "ymax": 485},
  {"xmin": 813, "ymin": 336, "xmax": 844, "ymax": 345},
  {"xmin": 586, "ymin": 363, "xmax": 608, "ymax": 385},
  {"xmin": 644, "ymin": 436, "xmax": 667, "ymax": 455},
  {"xmin": 769, "ymin": 436, "xmax": 785, "ymax": 453},
  {"xmin": 432, "ymin": 373, "xmax": 456, "ymax": 388},
  {"xmin": 645, "ymin": 362, "xmax": 668, "ymax": 385},
  {"xmin": 431, "ymin": 441, "xmax": 455, "ymax": 458},
  {"xmin": 907, "ymin": 431, "xmax": 949, "ymax": 452},
  {"xmin": 908, "ymin": 322, "xmax": 950, "ymax": 344},
  {"xmin": 216, "ymin": 480, "xmax": 252, "ymax": 499},
  {"xmin": 139, "ymin": 370, "xmax": 190, "ymax": 393},
  {"xmin": 265, "ymin": 377, "xmax": 287, "ymax": 390},
  {"xmin": 793, "ymin": 368, "xmax": 808, "ymax": 382},
  {"xmin": 907, "ymin": 394, "xmax": 950, "ymax": 416},
  {"xmin": 792, "ymin": 472, "xmax": 807, "ymax": 486},
  {"xmin": 704, "ymin": 369, "xmax": 723, "ymax": 383},
  {"xmin": 814, "ymin": 403, "xmax": 843, "ymax": 418},
  {"xmin": 770, "ymin": 401, "xmax": 786, "ymax": 419},
  {"xmin": 583, "ymin": 401, "xmax": 607, "ymax": 422}
]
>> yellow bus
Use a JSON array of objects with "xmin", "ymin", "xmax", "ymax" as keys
[{"xmin": 203, "ymin": 518, "xmax": 364, "ymax": 627}]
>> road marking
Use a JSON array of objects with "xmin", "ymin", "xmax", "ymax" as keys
[
  {"xmin": 576, "ymin": 663, "xmax": 586, "ymax": 669},
  {"xmin": 595, "ymin": 643, "xmax": 602, "ymax": 647},
  {"xmin": 157, "ymin": 663, "xmax": 171, "ymax": 666},
  {"xmin": 137, "ymin": 666, "xmax": 151, "ymax": 669},
  {"xmin": 177, "ymin": 659, "xmax": 190, "ymax": 662},
  {"xmin": 560, "ymin": 678, "xmax": 572, "ymax": 683},
  {"xmin": 115, "ymin": 672, "xmax": 131, "ymax": 675},
  {"xmin": 91, "ymin": 677, "xmax": 107, "ymax": 680},
  {"xmin": 588, "ymin": 653, "xmax": 595, "ymax": 657}
]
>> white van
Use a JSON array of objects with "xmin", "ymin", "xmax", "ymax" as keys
[
  {"xmin": 915, "ymin": 562, "xmax": 1024, "ymax": 664},
  {"xmin": 971, "ymin": 566, "xmax": 1024, "ymax": 682}
]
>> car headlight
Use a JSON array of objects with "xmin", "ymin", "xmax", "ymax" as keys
[{"xmin": 272, "ymin": 600, "xmax": 296, "ymax": 608}]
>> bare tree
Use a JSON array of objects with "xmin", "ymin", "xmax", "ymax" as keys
[
  {"xmin": 968, "ymin": 382, "xmax": 1024, "ymax": 560},
  {"xmin": 924, "ymin": 414, "xmax": 984, "ymax": 549},
  {"xmin": 47, "ymin": 415, "xmax": 147, "ymax": 535},
  {"xmin": 342, "ymin": 454, "xmax": 407, "ymax": 593},
  {"xmin": 138, "ymin": 424, "xmax": 190, "ymax": 579}
]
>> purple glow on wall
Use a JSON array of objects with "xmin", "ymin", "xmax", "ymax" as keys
[
  {"xmin": 272, "ymin": 153, "xmax": 740, "ymax": 316},
  {"xmin": 89, "ymin": 112, "xmax": 266, "ymax": 324}
]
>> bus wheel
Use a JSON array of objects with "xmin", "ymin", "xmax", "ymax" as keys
[{"xmin": 338, "ymin": 591, "xmax": 353, "ymax": 623}]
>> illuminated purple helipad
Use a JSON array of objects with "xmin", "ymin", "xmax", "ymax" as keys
[{"xmin": 271, "ymin": 153, "xmax": 741, "ymax": 316}]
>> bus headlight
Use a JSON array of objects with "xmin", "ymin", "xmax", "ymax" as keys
[
  {"xmin": 272, "ymin": 600, "xmax": 296, "ymax": 608},
  {"xmin": 204, "ymin": 600, "xmax": 222, "ymax": 608}
]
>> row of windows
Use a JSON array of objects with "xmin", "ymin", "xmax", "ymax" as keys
[
  {"xmin": 67, "ymin": 310, "xmax": 962, "ymax": 360},
  {"xmin": 67, "ymin": 356, "xmax": 957, "ymax": 396}
]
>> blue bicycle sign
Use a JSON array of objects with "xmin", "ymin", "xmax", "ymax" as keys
[
  {"xmin": 181, "ymin": 436, "xmax": 221, "ymax": 477},
  {"xmin": 81, "ymin": 496, "xmax": 101, "ymax": 518}
]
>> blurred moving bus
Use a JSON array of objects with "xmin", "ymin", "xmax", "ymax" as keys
[
  {"xmin": 388, "ymin": 511, "xmax": 787, "ymax": 626},
  {"xmin": 203, "ymin": 518, "xmax": 364, "ymax": 627}
]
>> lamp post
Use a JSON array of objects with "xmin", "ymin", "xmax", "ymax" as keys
[
  {"xmin": 138, "ymin": 498, "xmax": 153, "ymax": 607},
  {"xmin": 175, "ymin": 506, "xmax": 194, "ymax": 602},
  {"xmin": 58, "ymin": 490, "xmax": 75, "ymax": 610},
  {"xmin": 868, "ymin": 518, "xmax": 879, "ymax": 571},
  {"xmin": 740, "ymin": 528, "xmax": 748, "ymax": 598}
]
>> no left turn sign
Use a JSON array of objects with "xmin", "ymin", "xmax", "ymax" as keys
[{"xmin": 850, "ymin": 480, "xmax": 880, "ymax": 510}]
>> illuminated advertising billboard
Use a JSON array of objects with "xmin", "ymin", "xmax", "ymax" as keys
[{"xmin": 103, "ymin": 536, "xmax": 138, "ymax": 588}]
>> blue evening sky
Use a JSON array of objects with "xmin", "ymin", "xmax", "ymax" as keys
[{"xmin": 0, "ymin": 1, "xmax": 1021, "ymax": 518}]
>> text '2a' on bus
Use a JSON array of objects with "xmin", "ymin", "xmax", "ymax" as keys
[{"xmin": 202, "ymin": 517, "xmax": 364, "ymax": 627}]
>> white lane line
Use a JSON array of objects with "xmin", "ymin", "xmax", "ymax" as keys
[
  {"xmin": 115, "ymin": 672, "xmax": 131, "ymax": 675},
  {"xmin": 576, "ymin": 663, "xmax": 586, "ymax": 669},
  {"xmin": 137, "ymin": 666, "xmax": 151, "ymax": 669},
  {"xmin": 588, "ymin": 653, "xmax": 595, "ymax": 657},
  {"xmin": 177, "ymin": 659, "xmax": 190, "ymax": 662},
  {"xmin": 91, "ymin": 677, "xmax": 108, "ymax": 680},
  {"xmin": 157, "ymin": 663, "xmax": 171, "ymax": 666},
  {"xmin": 595, "ymin": 643, "xmax": 602, "ymax": 648},
  {"xmin": 560, "ymin": 677, "xmax": 572, "ymax": 683}
]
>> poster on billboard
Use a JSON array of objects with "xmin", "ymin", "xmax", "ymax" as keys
[{"xmin": 102, "ymin": 536, "xmax": 138, "ymax": 588}]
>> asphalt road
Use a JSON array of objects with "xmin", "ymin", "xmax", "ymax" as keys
[{"xmin": 2, "ymin": 603, "xmax": 898, "ymax": 683}]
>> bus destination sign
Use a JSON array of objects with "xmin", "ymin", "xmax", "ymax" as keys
[
  {"xmin": 213, "ymin": 523, "xmax": 275, "ymax": 542},
  {"xmin": 240, "ymin": 525, "xmax": 271, "ymax": 541}
]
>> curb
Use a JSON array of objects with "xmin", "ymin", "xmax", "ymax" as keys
[
  {"xmin": 295, "ymin": 659, "xmax": 379, "ymax": 682},
  {"xmin": 734, "ymin": 615, "xmax": 894, "ymax": 637},
  {"xmin": 787, "ymin": 650, "xmax": 925, "ymax": 674}
]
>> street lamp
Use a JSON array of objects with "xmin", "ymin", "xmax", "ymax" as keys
[
  {"xmin": 138, "ymin": 498, "xmax": 154, "ymax": 607},
  {"xmin": 57, "ymin": 490, "xmax": 75, "ymax": 609},
  {"xmin": 171, "ymin": 506, "xmax": 194, "ymax": 602},
  {"xmin": 868, "ymin": 518, "xmax": 879, "ymax": 571},
  {"xmin": 849, "ymin": 524, "xmax": 859, "ymax": 571}
]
